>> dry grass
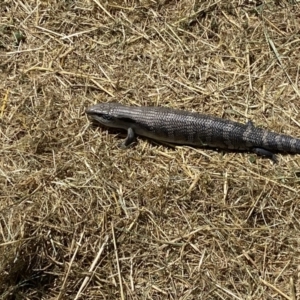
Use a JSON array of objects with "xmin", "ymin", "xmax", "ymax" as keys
[{"xmin": 1, "ymin": 0, "xmax": 300, "ymax": 299}]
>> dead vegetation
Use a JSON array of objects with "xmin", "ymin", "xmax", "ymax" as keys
[{"xmin": 1, "ymin": 0, "xmax": 300, "ymax": 299}]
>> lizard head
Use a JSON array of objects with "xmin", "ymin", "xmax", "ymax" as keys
[{"xmin": 85, "ymin": 102, "xmax": 135, "ymax": 129}]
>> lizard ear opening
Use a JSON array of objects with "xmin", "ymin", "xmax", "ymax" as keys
[{"xmin": 118, "ymin": 117, "xmax": 136, "ymax": 123}]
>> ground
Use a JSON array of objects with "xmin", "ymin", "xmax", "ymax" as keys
[{"xmin": 1, "ymin": 0, "xmax": 300, "ymax": 299}]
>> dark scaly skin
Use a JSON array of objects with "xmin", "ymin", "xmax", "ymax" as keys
[{"xmin": 86, "ymin": 102, "xmax": 300, "ymax": 161}]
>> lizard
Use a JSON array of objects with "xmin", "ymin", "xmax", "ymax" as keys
[{"xmin": 86, "ymin": 102, "xmax": 300, "ymax": 162}]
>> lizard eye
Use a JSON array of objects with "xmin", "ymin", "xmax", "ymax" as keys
[{"xmin": 101, "ymin": 114, "xmax": 113, "ymax": 120}]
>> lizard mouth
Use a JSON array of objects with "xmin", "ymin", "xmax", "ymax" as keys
[{"xmin": 86, "ymin": 114, "xmax": 101, "ymax": 125}]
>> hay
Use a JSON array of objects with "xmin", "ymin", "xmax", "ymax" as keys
[{"xmin": 1, "ymin": 0, "xmax": 300, "ymax": 299}]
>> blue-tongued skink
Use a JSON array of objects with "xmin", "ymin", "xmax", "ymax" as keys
[{"xmin": 86, "ymin": 102, "xmax": 300, "ymax": 161}]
